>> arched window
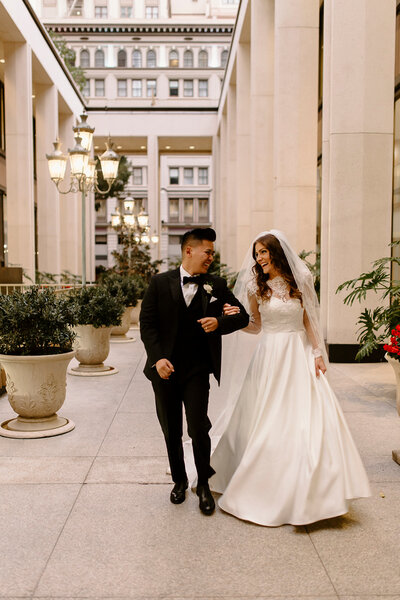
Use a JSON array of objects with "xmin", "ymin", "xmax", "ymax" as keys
[
  {"xmin": 80, "ymin": 49, "xmax": 90, "ymax": 68},
  {"xmin": 95, "ymin": 48, "xmax": 105, "ymax": 68},
  {"xmin": 221, "ymin": 49, "xmax": 229, "ymax": 68},
  {"xmin": 169, "ymin": 49, "xmax": 179, "ymax": 68},
  {"xmin": 117, "ymin": 49, "xmax": 127, "ymax": 67},
  {"xmin": 183, "ymin": 49, "xmax": 193, "ymax": 68},
  {"xmin": 147, "ymin": 49, "xmax": 156, "ymax": 68},
  {"xmin": 198, "ymin": 50, "xmax": 208, "ymax": 68},
  {"xmin": 132, "ymin": 49, "xmax": 142, "ymax": 68}
]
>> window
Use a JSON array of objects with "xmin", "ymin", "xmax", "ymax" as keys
[
  {"xmin": 169, "ymin": 80, "xmax": 179, "ymax": 97},
  {"xmin": 67, "ymin": 0, "xmax": 83, "ymax": 16},
  {"xmin": 120, "ymin": 6, "xmax": 132, "ymax": 17},
  {"xmin": 221, "ymin": 50, "xmax": 229, "ymax": 68},
  {"xmin": 184, "ymin": 168, "xmax": 194, "ymax": 184},
  {"xmin": 132, "ymin": 167, "xmax": 143, "ymax": 185},
  {"xmin": 132, "ymin": 49, "xmax": 142, "ymax": 67},
  {"xmin": 184, "ymin": 199, "xmax": 193, "ymax": 221},
  {"xmin": 0, "ymin": 81, "xmax": 5, "ymax": 153},
  {"xmin": 95, "ymin": 234, "xmax": 107, "ymax": 244},
  {"xmin": 146, "ymin": 79, "xmax": 157, "ymax": 97},
  {"xmin": 95, "ymin": 6, "xmax": 108, "ymax": 17},
  {"xmin": 132, "ymin": 79, "xmax": 142, "ymax": 96},
  {"xmin": 198, "ymin": 79, "xmax": 208, "ymax": 97},
  {"xmin": 95, "ymin": 49, "xmax": 105, "ymax": 68},
  {"xmin": 198, "ymin": 198, "xmax": 209, "ymax": 222},
  {"xmin": 117, "ymin": 49, "xmax": 127, "ymax": 67},
  {"xmin": 183, "ymin": 80, "xmax": 193, "ymax": 97},
  {"xmin": 169, "ymin": 199, "xmax": 179, "ymax": 222},
  {"xmin": 80, "ymin": 49, "xmax": 90, "ymax": 68},
  {"xmin": 145, "ymin": 6, "xmax": 158, "ymax": 18},
  {"xmin": 83, "ymin": 79, "xmax": 91, "ymax": 97},
  {"xmin": 183, "ymin": 50, "xmax": 193, "ymax": 68},
  {"xmin": 147, "ymin": 49, "xmax": 156, "ymax": 68},
  {"xmin": 117, "ymin": 79, "xmax": 127, "ymax": 97},
  {"xmin": 95, "ymin": 79, "xmax": 105, "ymax": 96},
  {"xmin": 169, "ymin": 168, "xmax": 179, "ymax": 184},
  {"xmin": 198, "ymin": 50, "xmax": 208, "ymax": 68},
  {"xmin": 198, "ymin": 167, "xmax": 208, "ymax": 185},
  {"xmin": 169, "ymin": 50, "xmax": 179, "ymax": 68}
]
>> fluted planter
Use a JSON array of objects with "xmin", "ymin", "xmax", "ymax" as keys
[
  {"xmin": 69, "ymin": 324, "xmax": 118, "ymax": 377},
  {"xmin": 111, "ymin": 306, "xmax": 135, "ymax": 343},
  {"xmin": 130, "ymin": 299, "xmax": 142, "ymax": 329},
  {"xmin": 0, "ymin": 351, "xmax": 75, "ymax": 438},
  {"xmin": 385, "ymin": 353, "xmax": 400, "ymax": 466}
]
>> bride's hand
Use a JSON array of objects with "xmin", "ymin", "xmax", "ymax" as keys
[
  {"xmin": 223, "ymin": 303, "xmax": 240, "ymax": 316},
  {"xmin": 315, "ymin": 356, "xmax": 327, "ymax": 378}
]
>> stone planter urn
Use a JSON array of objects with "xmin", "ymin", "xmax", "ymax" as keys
[
  {"xmin": 69, "ymin": 325, "xmax": 118, "ymax": 377},
  {"xmin": 111, "ymin": 306, "xmax": 135, "ymax": 343},
  {"xmin": 130, "ymin": 299, "xmax": 142, "ymax": 329},
  {"xmin": 385, "ymin": 352, "xmax": 400, "ymax": 465},
  {"xmin": 0, "ymin": 351, "xmax": 75, "ymax": 438}
]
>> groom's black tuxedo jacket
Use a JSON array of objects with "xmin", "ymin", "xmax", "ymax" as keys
[{"xmin": 140, "ymin": 268, "xmax": 249, "ymax": 384}]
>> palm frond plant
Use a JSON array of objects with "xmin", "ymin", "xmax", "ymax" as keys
[{"xmin": 336, "ymin": 242, "xmax": 400, "ymax": 360}]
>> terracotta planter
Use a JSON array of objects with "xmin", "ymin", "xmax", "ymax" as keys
[
  {"xmin": 130, "ymin": 299, "xmax": 142, "ymax": 328},
  {"xmin": 69, "ymin": 324, "xmax": 118, "ymax": 376},
  {"xmin": 111, "ymin": 306, "xmax": 135, "ymax": 342},
  {"xmin": 0, "ymin": 351, "xmax": 75, "ymax": 438}
]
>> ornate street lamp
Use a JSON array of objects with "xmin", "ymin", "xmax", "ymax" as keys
[
  {"xmin": 110, "ymin": 199, "xmax": 158, "ymax": 247},
  {"xmin": 46, "ymin": 112, "xmax": 120, "ymax": 285}
]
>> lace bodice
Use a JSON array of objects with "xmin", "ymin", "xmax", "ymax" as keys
[{"xmin": 259, "ymin": 296, "xmax": 304, "ymax": 333}]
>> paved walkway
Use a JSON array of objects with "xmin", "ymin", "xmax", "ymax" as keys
[{"xmin": 1, "ymin": 333, "xmax": 400, "ymax": 600}]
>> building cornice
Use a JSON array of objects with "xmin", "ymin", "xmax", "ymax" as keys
[{"xmin": 45, "ymin": 23, "xmax": 234, "ymax": 36}]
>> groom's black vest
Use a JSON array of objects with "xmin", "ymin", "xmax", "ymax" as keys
[{"xmin": 172, "ymin": 286, "xmax": 212, "ymax": 379}]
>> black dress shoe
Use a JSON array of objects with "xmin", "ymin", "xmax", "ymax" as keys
[
  {"xmin": 170, "ymin": 480, "xmax": 188, "ymax": 504},
  {"xmin": 196, "ymin": 483, "xmax": 215, "ymax": 515}
]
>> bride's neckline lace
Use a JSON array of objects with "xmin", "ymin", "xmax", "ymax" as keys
[{"xmin": 266, "ymin": 276, "xmax": 290, "ymax": 302}]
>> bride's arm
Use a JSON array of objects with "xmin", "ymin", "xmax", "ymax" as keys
[
  {"xmin": 241, "ymin": 293, "xmax": 262, "ymax": 334},
  {"xmin": 303, "ymin": 310, "xmax": 327, "ymax": 376}
]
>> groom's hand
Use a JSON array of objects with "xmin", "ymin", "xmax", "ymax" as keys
[
  {"xmin": 198, "ymin": 317, "xmax": 219, "ymax": 333},
  {"xmin": 223, "ymin": 303, "xmax": 240, "ymax": 316},
  {"xmin": 156, "ymin": 358, "xmax": 175, "ymax": 379}
]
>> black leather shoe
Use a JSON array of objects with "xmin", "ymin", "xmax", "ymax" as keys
[
  {"xmin": 196, "ymin": 483, "xmax": 215, "ymax": 515},
  {"xmin": 170, "ymin": 480, "xmax": 188, "ymax": 504}
]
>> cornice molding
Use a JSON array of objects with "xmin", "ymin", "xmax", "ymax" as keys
[{"xmin": 45, "ymin": 24, "xmax": 234, "ymax": 36}]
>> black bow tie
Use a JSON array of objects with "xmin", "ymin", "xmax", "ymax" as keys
[{"xmin": 183, "ymin": 275, "xmax": 202, "ymax": 285}]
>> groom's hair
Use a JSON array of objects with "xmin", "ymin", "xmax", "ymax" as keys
[{"xmin": 181, "ymin": 227, "xmax": 216, "ymax": 251}]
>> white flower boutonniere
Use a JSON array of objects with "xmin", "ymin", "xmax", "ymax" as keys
[{"xmin": 203, "ymin": 283, "xmax": 213, "ymax": 295}]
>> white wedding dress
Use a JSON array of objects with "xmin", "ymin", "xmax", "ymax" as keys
[{"xmin": 209, "ymin": 279, "xmax": 371, "ymax": 527}]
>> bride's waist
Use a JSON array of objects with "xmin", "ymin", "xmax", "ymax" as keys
[{"xmin": 261, "ymin": 326, "xmax": 305, "ymax": 334}]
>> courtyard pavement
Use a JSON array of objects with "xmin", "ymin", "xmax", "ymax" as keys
[{"xmin": 1, "ymin": 333, "xmax": 400, "ymax": 600}]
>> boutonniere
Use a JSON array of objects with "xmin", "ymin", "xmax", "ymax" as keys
[{"xmin": 203, "ymin": 282, "xmax": 213, "ymax": 295}]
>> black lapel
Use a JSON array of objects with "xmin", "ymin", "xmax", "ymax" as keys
[
  {"xmin": 168, "ymin": 268, "xmax": 183, "ymax": 307},
  {"xmin": 200, "ymin": 278, "xmax": 210, "ymax": 316}
]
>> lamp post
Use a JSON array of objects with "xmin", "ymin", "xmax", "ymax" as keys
[
  {"xmin": 46, "ymin": 111, "xmax": 120, "ymax": 285},
  {"xmin": 111, "ymin": 197, "xmax": 159, "ymax": 246}
]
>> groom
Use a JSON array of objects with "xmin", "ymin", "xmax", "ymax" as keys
[{"xmin": 140, "ymin": 228, "xmax": 249, "ymax": 515}]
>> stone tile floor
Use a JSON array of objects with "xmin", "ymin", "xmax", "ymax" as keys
[{"xmin": 1, "ymin": 335, "xmax": 400, "ymax": 600}]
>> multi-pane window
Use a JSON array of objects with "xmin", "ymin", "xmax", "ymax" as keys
[
  {"xmin": 146, "ymin": 79, "xmax": 157, "ymax": 97},
  {"xmin": 198, "ymin": 167, "xmax": 208, "ymax": 185},
  {"xmin": 120, "ymin": 6, "xmax": 132, "ymax": 17},
  {"xmin": 184, "ymin": 199, "xmax": 193, "ymax": 221},
  {"xmin": 169, "ymin": 168, "xmax": 179, "ymax": 184},
  {"xmin": 145, "ymin": 6, "xmax": 158, "ymax": 18},
  {"xmin": 117, "ymin": 79, "xmax": 127, "ymax": 97},
  {"xmin": 95, "ymin": 49, "xmax": 105, "ymax": 67},
  {"xmin": 198, "ymin": 79, "xmax": 208, "ymax": 97},
  {"xmin": 132, "ymin": 79, "xmax": 142, "ymax": 96},
  {"xmin": 169, "ymin": 50, "xmax": 179, "ymax": 67},
  {"xmin": 147, "ymin": 49, "xmax": 156, "ymax": 68},
  {"xmin": 169, "ymin": 80, "xmax": 179, "ymax": 97},
  {"xmin": 80, "ymin": 49, "xmax": 90, "ymax": 68},
  {"xmin": 183, "ymin": 80, "xmax": 193, "ymax": 97},
  {"xmin": 132, "ymin": 49, "xmax": 142, "ymax": 67},
  {"xmin": 221, "ymin": 50, "xmax": 229, "ymax": 68},
  {"xmin": 169, "ymin": 199, "xmax": 179, "ymax": 222},
  {"xmin": 132, "ymin": 168, "xmax": 143, "ymax": 185},
  {"xmin": 198, "ymin": 50, "xmax": 208, "ymax": 68},
  {"xmin": 184, "ymin": 168, "xmax": 194, "ymax": 184},
  {"xmin": 95, "ymin": 6, "xmax": 108, "ymax": 17},
  {"xmin": 95, "ymin": 79, "xmax": 105, "ymax": 96},
  {"xmin": 198, "ymin": 198, "xmax": 209, "ymax": 222},
  {"xmin": 83, "ymin": 79, "xmax": 91, "ymax": 97},
  {"xmin": 117, "ymin": 49, "xmax": 127, "ymax": 67},
  {"xmin": 0, "ymin": 81, "xmax": 5, "ymax": 153},
  {"xmin": 95, "ymin": 234, "xmax": 107, "ymax": 244},
  {"xmin": 67, "ymin": 0, "xmax": 83, "ymax": 15},
  {"xmin": 183, "ymin": 50, "xmax": 193, "ymax": 68}
]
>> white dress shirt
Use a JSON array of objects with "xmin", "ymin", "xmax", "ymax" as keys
[{"xmin": 180, "ymin": 265, "xmax": 201, "ymax": 307}]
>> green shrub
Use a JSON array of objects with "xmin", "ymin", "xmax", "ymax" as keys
[
  {"xmin": 70, "ymin": 285, "xmax": 125, "ymax": 328},
  {"xmin": 98, "ymin": 272, "xmax": 138, "ymax": 307}
]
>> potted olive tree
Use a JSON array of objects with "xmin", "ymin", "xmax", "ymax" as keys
[
  {"xmin": 0, "ymin": 287, "xmax": 77, "ymax": 438},
  {"xmin": 68, "ymin": 285, "xmax": 125, "ymax": 376},
  {"xmin": 99, "ymin": 272, "xmax": 138, "ymax": 342}
]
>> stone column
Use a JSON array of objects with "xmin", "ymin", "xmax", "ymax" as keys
[
  {"xmin": 250, "ymin": 0, "xmax": 274, "ymax": 240},
  {"xmin": 226, "ymin": 83, "xmax": 237, "ymax": 269},
  {"xmin": 4, "ymin": 42, "xmax": 35, "ymax": 281},
  {"xmin": 35, "ymin": 83, "xmax": 60, "ymax": 276},
  {"xmin": 273, "ymin": 0, "xmax": 319, "ymax": 253},
  {"xmin": 147, "ymin": 135, "xmax": 160, "ymax": 260},
  {"xmin": 321, "ymin": 0, "xmax": 395, "ymax": 353},
  {"xmin": 218, "ymin": 112, "xmax": 228, "ymax": 262}
]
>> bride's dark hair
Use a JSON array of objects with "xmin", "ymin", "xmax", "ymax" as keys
[{"xmin": 252, "ymin": 234, "xmax": 302, "ymax": 303}]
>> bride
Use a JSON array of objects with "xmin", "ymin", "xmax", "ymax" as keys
[{"xmin": 208, "ymin": 230, "xmax": 371, "ymax": 526}]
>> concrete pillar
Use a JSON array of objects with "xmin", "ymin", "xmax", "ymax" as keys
[
  {"xmin": 321, "ymin": 0, "xmax": 395, "ymax": 351},
  {"xmin": 226, "ymin": 82, "xmax": 237, "ymax": 269},
  {"xmin": 273, "ymin": 0, "xmax": 319, "ymax": 253},
  {"xmin": 218, "ymin": 112, "xmax": 228, "ymax": 262},
  {"xmin": 4, "ymin": 42, "xmax": 35, "ymax": 281},
  {"xmin": 147, "ymin": 135, "xmax": 160, "ymax": 260},
  {"xmin": 250, "ymin": 0, "xmax": 274, "ymax": 240},
  {"xmin": 35, "ymin": 84, "xmax": 60, "ymax": 276}
]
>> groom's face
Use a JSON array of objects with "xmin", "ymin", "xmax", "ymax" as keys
[{"xmin": 187, "ymin": 240, "xmax": 215, "ymax": 274}]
